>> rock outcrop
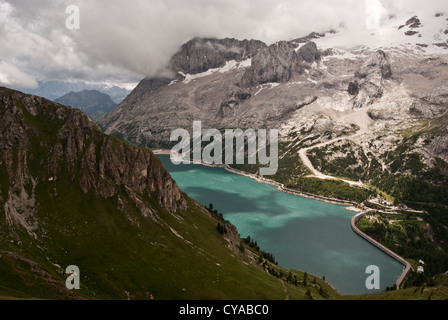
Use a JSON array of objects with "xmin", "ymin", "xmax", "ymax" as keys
[
  {"xmin": 399, "ymin": 15, "xmax": 422, "ymax": 32},
  {"xmin": 1, "ymin": 87, "xmax": 299, "ymax": 300},
  {"xmin": 54, "ymin": 90, "xmax": 116, "ymax": 118},
  {"xmin": 297, "ymin": 41, "xmax": 321, "ymax": 64},
  {"xmin": 99, "ymin": 32, "xmax": 447, "ymax": 195},
  {"xmin": 241, "ymin": 41, "xmax": 296, "ymax": 86},
  {"xmin": 349, "ymin": 50, "xmax": 392, "ymax": 108},
  {"xmin": 241, "ymin": 41, "xmax": 321, "ymax": 87},
  {"xmin": 0, "ymin": 87, "xmax": 187, "ymax": 227},
  {"xmin": 169, "ymin": 37, "xmax": 266, "ymax": 75}
]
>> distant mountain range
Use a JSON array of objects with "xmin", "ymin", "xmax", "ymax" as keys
[
  {"xmin": 55, "ymin": 89, "xmax": 117, "ymax": 122},
  {"xmin": 17, "ymin": 80, "xmax": 131, "ymax": 104}
]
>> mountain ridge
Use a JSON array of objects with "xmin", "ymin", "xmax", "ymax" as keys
[
  {"xmin": 55, "ymin": 89, "xmax": 117, "ymax": 122},
  {"xmin": 18, "ymin": 80, "xmax": 131, "ymax": 105},
  {"xmin": 1, "ymin": 86, "xmax": 340, "ymax": 300}
]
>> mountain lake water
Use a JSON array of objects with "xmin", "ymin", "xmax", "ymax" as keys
[{"xmin": 158, "ymin": 154, "xmax": 405, "ymax": 295}]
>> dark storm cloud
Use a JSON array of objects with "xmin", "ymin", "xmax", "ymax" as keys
[{"xmin": 0, "ymin": 0, "xmax": 447, "ymax": 88}]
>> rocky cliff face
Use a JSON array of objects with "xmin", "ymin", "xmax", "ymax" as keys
[
  {"xmin": 170, "ymin": 37, "xmax": 266, "ymax": 75},
  {"xmin": 99, "ymin": 14, "xmax": 448, "ymax": 197},
  {"xmin": 241, "ymin": 41, "xmax": 297, "ymax": 86},
  {"xmin": 0, "ymin": 87, "xmax": 187, "ymax": 239},
  {"xmin": 241, "ymin": 41, "xmax": 321, "ymax": 87},
  {"xmin": 99, "ymin": 37, "xmax": 323, "ymax": 147},
  {"xmin": 349, "ymin": 50, "xmax": 392, "ymax": 108}
]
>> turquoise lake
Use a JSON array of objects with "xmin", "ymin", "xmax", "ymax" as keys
[{"xmin": 158, "ymin": 154, "xmax": 405, "ymax": 295}]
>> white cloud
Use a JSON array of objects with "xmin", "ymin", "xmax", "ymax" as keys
[
  {"xmin": 1, "ymin": 0, "xmax": 447, "ymax": 89},
  {"xmin": 0, "ymin": 60, "xmax": 38, "ymax": 88}
]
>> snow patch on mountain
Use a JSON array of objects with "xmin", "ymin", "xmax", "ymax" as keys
[
  {"xmin": 312, "ymin": 11, "xmax": 448, "ymax": 54},
  {"xmin": 179, "ymin": 58, "xmax": 252, "ymax": 84}
]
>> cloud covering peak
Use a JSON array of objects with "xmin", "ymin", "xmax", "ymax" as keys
[{"xmin": 0, "ymin": 0, "xmax": 447, "ymax": 89}]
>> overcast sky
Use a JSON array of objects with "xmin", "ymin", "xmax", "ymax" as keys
[{"xmin": 0, "ymin": 0, "xmax": 447, "ymax": 90}]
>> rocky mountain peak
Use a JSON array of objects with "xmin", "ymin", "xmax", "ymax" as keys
[
  {"xmin": 290, "ymin": 31, "xmax": 329, "ymax": 44},
  {"xmin": 241, "ymin": 41, "xmax": 295, "ymax": 87},
  {"xmin": 241, "ymin": 41, "xmax": 321, "ymax": 87},
  {"xmin": 168, "ymin": 36, "xmax": 322, "ymax": 89},
  {"xmin": 349, "ymin": 50, "xmax": 392, "ymax": 107},
  {"xmin": 169, "ymin": 37, "xmax": 267, "ymax": 75},
  {"xmin": 399, "ymin": 15, "xmax": 422, "ymax": 30},
  {"xmin": 54, "ymin": 89, "xmax": 116, "ymax": 119},
  {"xmin": 355, "ymin": 50, "xmax": 392, "ymax": 79},
  {"xmin": 0, "ymin": 87, "xmax": 187, "ymax": 238}
]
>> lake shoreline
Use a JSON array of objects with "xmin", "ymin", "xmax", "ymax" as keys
[
  {"xmin": 351, "ymin": 212, "xmax": 412, "ymax": 290},
  {"xmin": 156, "ymin": 151, "xmax": 405, "ymax": 295},
  {"xmin": 153, "ymin": 150, "xmax": 361, "ymax": 212}
]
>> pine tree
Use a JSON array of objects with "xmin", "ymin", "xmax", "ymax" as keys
[
  {"xmin": 306, "ymin": 289, "xmax": 312, "ymax": 300},
  {"xmin": 287, "ymin": 271, "xmax": 292, "ymax": 283}
]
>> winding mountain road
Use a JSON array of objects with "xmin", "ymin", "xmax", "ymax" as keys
[{"xmin": 298, "ymin": 109, "xmax": 372, "ymax": 189}]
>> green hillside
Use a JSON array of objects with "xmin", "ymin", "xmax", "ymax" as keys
[{"xmin": 0, "ymin": 87, "xmax": 339, "ymax": 300}]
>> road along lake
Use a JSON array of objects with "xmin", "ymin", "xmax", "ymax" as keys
[{"xmin": 158, "ymin": 154, "xmax": 405, "ymax": 295}]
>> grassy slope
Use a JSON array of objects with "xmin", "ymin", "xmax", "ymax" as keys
[
  {"xmin": 0, "ymin": 185, "xmax": 341, "ymax": 300},
  {"xmin": 343, "ymin": 274, "xmax": 448, "ymax": 300},
  {"xmin": 0, "ymin": 90, "xmax": 341, "ymax": 300}
]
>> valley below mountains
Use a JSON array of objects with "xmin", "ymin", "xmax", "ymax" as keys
[{"xmin": 99, "ymin": 13, "xmax": 448, "ymax": 291}]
